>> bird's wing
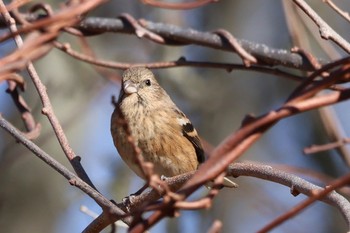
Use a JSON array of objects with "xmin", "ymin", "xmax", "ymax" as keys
[{"xmin": 175, "ymin": 109, "xmax": 205, "ymax": 164}]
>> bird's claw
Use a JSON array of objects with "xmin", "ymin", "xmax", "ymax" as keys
[{"xmin": 122, "ymin": 194, "xmax": 137, "ymax": 211}]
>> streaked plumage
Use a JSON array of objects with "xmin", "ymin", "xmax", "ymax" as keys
[{"xmin": 111, "ymin": 67, "xmax": 236, "ymax": 188}]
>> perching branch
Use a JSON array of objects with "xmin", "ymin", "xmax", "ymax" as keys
[
  {"xmin": 128, "ymin": 60, "xmax": 350, "ymax": 232},
  {"xmin": 2, "ymin": 97, "xmax": 350, "ymax": 233},
  {"xmin": 1, "ymin": 1, "xmax": 350, "ymax": 233}
]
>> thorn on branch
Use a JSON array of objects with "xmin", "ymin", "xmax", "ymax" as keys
[
  {"xmin": 41, "ymin": 107, "xmax": 49, "ymax": 115},
  {"xmin": 241, "ymin": 113, "xmax": 257, "ymax": 126},
  {"xmin": 290, "ymin": 185, "xmax": 301, "ymax": 196},
  {"xmin": 69, "ymin": 177, "xmax": 79, "ymax": 186}
]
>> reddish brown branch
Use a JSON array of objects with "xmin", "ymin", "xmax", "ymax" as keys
[
  {"xmin": 113, "ymin": 102, "xmax": 170, "ymax": 195},
  {"xmin": 1, "ymin": 2, "xmax": 349, "ymax": 233},
  {"xmin": 129, "ymin": 61, "xmax": 350, "ymax": 232},
  {"xmin": 1, "ymin": 112, "xmax": 347, "ymax": 233},
  {"xmin": 0, "ymin": 0, "xmax": 102, "ymax": 189},
  {"xmin": 257, "ymin": 172, "xmax": 350, "ymax": 233},
  {"xmin": 0, "ymin": 0, "xmax": 30, "ymax": 12}
]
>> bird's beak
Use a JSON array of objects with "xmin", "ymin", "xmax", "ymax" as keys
[{"xmin": 123, "ymin": 80, "xmax": 138, "ymax": 95}]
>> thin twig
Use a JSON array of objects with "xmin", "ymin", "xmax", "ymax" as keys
[
  {"xmin": 257, "ymin": 172, "xmax": 350, "ymax": 233},
  {"xmin": 324, "ymin": 0, "xmax": 350, "ymax": 23},
  {"xmin": 129, "ymin": 64, "xmax": 350, "ymax": 232},
  {"xmin": 0, "ymin": 0, "xmax": 30, "ymax": 12},
  {"xmin": 77, "ymin": 17, "xmax": 322, "ymax": 71},
  {"xmin": 292, "ymin": 0, "xmax": 350, "ymax": 53},
  {"xmin": 0, "ymin": 114, "xmax": 125, "ymax": 215},
  {"xmin": 0, "ymin": 0, "xmax": 100, "ymax": 189},
  {"xmin": 53, "ymin": 41, "xmax": 306, "ymax": 82},
  {"xmin": 304, "ymin": 138, "xmax": 350, "ymax": 154},
  {"xmin": 283, "ymin": 0, "xmax": 350, "ymax": 167},
  {"xmin": 0, "ymin": 13, "xmax": 325, "ymax": 70}
]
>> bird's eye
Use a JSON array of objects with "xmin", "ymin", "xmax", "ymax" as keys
[{"xmin": 145, "ymin": 79, "xmax": 151, "ymax": 86}]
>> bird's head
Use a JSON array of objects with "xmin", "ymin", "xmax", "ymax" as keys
[{"xmin": 119, "ymin": 67, "xmax": 166, "ymax": 106}]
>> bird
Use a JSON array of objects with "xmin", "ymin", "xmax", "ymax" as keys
[{"xmin": 110, "ymin": 67, "xmax": 237, "ymax": 191}]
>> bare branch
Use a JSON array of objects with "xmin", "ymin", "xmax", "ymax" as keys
[
  {"xmin": 304, "ymin": 137, "xmax": 350, "ymax": 154},
  {"xmin": 1, "ymin": 2, "xmax": 350, "ymax": 232},
  {"xmin": 0, "ymin": 0, "xmax": 103, "ymax": 189},
  {"xmin": 292, "ymin": 0, "xmax": 350, "ymax": 53},
  {"xmin": 2, "ymin": 109, "xmax": 348, "ymax": 233},
  {"xmin": 78, "ymin": 17, "xmax": 320, "ymax": 70},
  {"xmin": 53, "ymin": 41, "xmax": 306, "ymax": 82},
  {"xmin": 324, "ymin": 0, "xmax": 350, "ymax": 23},
  {"xmin": 129, "ymin": 60, "xmax": 350, "ymax": 232},
  {"xmin": 0, "ymin": 114, "xmax": 124, "ymax": 216},
  {"xmin": 257, "ymin": 171, "xmax": 350, "ymax": 233}
]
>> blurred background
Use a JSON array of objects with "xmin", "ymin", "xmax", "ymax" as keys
[{"xmin": 0, "ymin": 0, "xmax": 350, "ymax": 232}]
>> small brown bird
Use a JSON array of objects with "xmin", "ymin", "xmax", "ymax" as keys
[{"xmin": 111, "ymin": 67, "xmax": 236, "ymax": 189}]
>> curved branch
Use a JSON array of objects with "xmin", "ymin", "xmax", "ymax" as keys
[
  {"xmin": 0, "ymin": 14, "xmax": 325, "ymax": 71},
  {"xmin": 292, "ymin": 0, "xmax": 350, "ymax": 53},
  {"xmin": 78, "ymin": 17, "xmax": 319, "ymax": 70},
  {"xmin": 83, "ymin": 161, "xmax": 350, "ymax": 233},
  {"xmin": 0, "ymin": 14, "xmax": 321, "ymax": 71},
  {"xmin": 129, "ymin": 65, "xmax": 350, "ymax": 232},
  {"xmin": 0, "ymin": 114, "xmax": 127, "ymax": 222},
  {"xmin": 1, "ymin": 114, "xmax": 348, "ymax": 233},
  {"xmin": 0, "ymin": 0, "xmax": 101, "ymax": 189},
  {"xmin": 53, "ymin": 41, "xmax": 306, "ymax": 82},
  {"xmin": 228, "ymin": 163, "xmax": 350, "ymax": 232}
]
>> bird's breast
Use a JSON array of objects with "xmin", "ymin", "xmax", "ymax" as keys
[{"xmin": 112, "ymin": 99, "xmax": 198, "ymax": 178}]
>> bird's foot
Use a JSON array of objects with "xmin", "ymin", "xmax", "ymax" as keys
[{"xmin": 122, "ymin": 194, "xmax": 138, "ymax": 212}]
